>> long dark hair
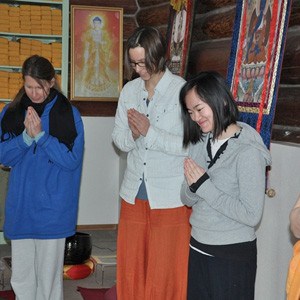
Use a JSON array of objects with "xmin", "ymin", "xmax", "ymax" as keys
[
  {"xmin": 179, "ymin": 71, "xmax": 239, "ymax": 147},
  {"xmin": 124, "ymin": 26, "xmax": 167, "ymax": 80}
]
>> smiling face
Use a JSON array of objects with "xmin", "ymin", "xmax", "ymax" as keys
[
  {"xmin": 24, "ymin": 75, "xmax": 54, "ymax": 103},
  {"xmin": 185, "ymin": 88, "xmax": 214, "ymax": 133}
]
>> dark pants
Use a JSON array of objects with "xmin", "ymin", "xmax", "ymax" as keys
[{"xmin": 187, "ymin": 247, "xmax": 257, "ymax": 300}]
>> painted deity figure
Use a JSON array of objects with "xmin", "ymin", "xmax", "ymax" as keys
[
  {"xmin": 171, "ymin": 6, "xmax": 187, "ymax": 63},
  {"xmin": 81, "ymin": 16, "xmax": 110, "ymax": 94},
  {"xmin": 239, "ymin": 0, "xmax": 271, "ymax": 104}
]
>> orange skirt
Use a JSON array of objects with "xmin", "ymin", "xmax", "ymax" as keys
[{"xmin": 117, "ymin": 199, "xmax": 191, "ymax": 300}]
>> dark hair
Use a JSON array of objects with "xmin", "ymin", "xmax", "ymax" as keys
[
  {"xmin": 22, "ymin": 54, "xmax": 58, "ymax": 87},
  {"xmin": 93, "ymin": 16, "xmax": 102, "ymax": 23},
  {"xmin": 124, "ymin": 26, "xmax": 167, "ymax": 79},
  {"xmin": 9, "ymin": 55, "xmax": 60, "ymax": 109},
  {"xmin": 179, "ymin": 71, "xmax": 239, "ymax": 147}
]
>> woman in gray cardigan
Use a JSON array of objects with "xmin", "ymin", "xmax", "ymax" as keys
[{"xmin": 179, "ymin": 71, "xmax": 271, "ymax": 300}]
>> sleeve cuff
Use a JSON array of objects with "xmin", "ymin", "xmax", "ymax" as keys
[
  {"xmin": 22, "ymin": 130, "xmax": 34, "ymax": 146},
  {"xmin": 189, "ymin": 172, "xmax": 210, "ymax": 193},
  {"xmin": 34, "ymin": 131, "xmax": 45, "ymax": 143}
]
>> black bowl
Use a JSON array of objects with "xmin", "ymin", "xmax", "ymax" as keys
[{"xmin": 64, "ymin": 232, "xmax": 92, "ymax": 265}]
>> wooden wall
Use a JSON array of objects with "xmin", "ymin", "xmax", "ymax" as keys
[
  {"xmin": 70, "ymin": 0, "xmax": 300, "ymax": 144},
  {"xmin": 189, "ymin": 0, "xmax": 300, "ymax": 144}
]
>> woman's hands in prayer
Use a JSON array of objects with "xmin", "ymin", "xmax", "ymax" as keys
[
  {"xmin": 184, "ymin": 157, "xmax": 206, "ymax": 186},
  {"xmin": 24, "ymin": 106, "xmax": 42, "ymax": 138},
  {"xmin": 127, "ymin": 108, "xmax": 150, "ymax": 140}
]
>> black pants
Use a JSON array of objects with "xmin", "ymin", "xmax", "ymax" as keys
[{"xmin": 187, "ymin": 247, "xmax": 257, "ymax": 300}]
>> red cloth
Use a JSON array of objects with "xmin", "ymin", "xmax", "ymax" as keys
[
  {"xmin": 0, "ymin": 289, "xmax": 15, "ymax": 300},
  {"xmin": 77, "ymin": 286, "xmax": 117, "ymax": 300},
  {"xmin": 104, "ymin": 285, "xmax": 117, "ymax": 300}
]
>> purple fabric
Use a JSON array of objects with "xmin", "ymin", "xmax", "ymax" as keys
[
  {"xmin": 104, "ymin": 285, "xmax": 117, "ymax": 300},
  {"xmin": 77, "ymin": 285, "xmax": 117, "ymax": 300}
]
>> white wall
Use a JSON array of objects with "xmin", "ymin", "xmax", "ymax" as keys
[
  {"xmin": 77, "ymin": 118, "xmax": 300, "ymax": 298},
  {"xmin": 255, "ymin": 142, "xmax": 300, "ymax": 299},
  {"xmin": 77, "ymin": 117, "xmax": 120, "ymax": 225}
]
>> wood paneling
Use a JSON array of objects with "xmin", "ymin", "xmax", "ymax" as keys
[
  {"xmin": 137, "ymin": 4, "xmax": 170, "ymax": 27},
  {"xmin": 274, "ymin": 87, "xmax": 300, "ymax": 127},
  {"xmin": 138, "ymin": 0, "xmax": 169, "ymax": 7},
  {"xmin": 69, "ymin": 0, "xmax": 300, "ymax": 144},
  {"xmin": 123, "ymin": 17, "xmax": 138, "ymax": 40},
  {"xmin": 71, "ymin": 101, "xmax": 118, "ymax": 117},
  {"xmin": 280, "ymin": 30, "xmax": 300, "ymax": 84},
  {"xmin": 190, "ymin": 0, "xmax": 300, "ymax": 144},
  {"xmin": 70, "ymin": 0, "xmax": 138, "ymax": 14},
  {"xmin": 77, "ymin": 224, "xmax": 118, "ymax": 231},
  {"xmin": 198, "ymin": 0, "xmax": 236, "ymax": 11},
  {"xmin": 188, "ymin": 39, "xmax": 231, "ymax": 78},
  {"xmin": 288, "ymin": 1, "xmax": 300, "ymax": 27},
  {"xmin": 271, "ymin": 127, "xmax": 300, "ymax": 144},
  {"xmin": 197, "ymin": 8, "xmax": 236, "ymax": 40}
]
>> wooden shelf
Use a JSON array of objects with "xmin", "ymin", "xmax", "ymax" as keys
[{"xmin": 0, "ymin": 0, "xmax": 69, "ymax": 104}]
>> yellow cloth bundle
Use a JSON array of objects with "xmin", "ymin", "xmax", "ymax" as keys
[{"xmin": 287, "ymin": 240, "xmax": 300, "ymax": 299}]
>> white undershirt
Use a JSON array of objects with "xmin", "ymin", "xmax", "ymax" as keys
[{"xmin": 210, "ymin": 137, "xmax": 230, "ymax": 157}]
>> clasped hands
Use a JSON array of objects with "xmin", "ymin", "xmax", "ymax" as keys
[
  {"xmin": 24, "ymin": 106, "xmax": 42, "ymax": 138},
  {"xmin": 127, "ymin": 109, "xmax": 207, "ymax": 186},
  {"xmin": 184, "ymin": 157, "xmax": 206, "ymax": 186},
  {"xmin": 127, "ymin": 108, "xmax": 150, "ymax": 140}
]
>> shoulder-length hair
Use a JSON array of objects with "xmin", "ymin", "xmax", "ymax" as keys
[
  {"xmin": 124, "ymin": 26, "xmax": 167, "ymax": 80},
  {"xmin": 179, "ymin": 71, "xmax": 239, "ymax": 147}
]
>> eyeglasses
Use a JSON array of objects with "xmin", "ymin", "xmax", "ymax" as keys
[{"xmin": 129, "ymin": 61, "xmax": 146, "ymax": 68}]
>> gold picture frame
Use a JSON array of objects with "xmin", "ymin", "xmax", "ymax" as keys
[{"xmin": 70, "ymin": 5, "xmax": 123, "ymax": 101}]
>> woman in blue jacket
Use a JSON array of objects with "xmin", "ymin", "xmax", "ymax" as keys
[{"xmin": 0, "ymin": 55, "xmax": 84, "ymax": 300}]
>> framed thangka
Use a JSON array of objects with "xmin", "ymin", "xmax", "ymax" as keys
[
  {"xmin": 166, "ymin": 0, "xmax": 196, "ymax": 78},
  {"xmin": 227, "ymin": 0, "xmax": 292, "ymax": 148},
  {"xmin": 70, "ymin": 6, "xmax": 123, "ymax": 101}
]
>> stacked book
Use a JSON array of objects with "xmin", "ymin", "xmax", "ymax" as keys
[{"xmin": 0, "ymin": 3, "xmax": 62, "ymax": 35}]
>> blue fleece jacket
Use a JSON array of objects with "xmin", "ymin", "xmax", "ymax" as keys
[{"xmin": 0, "ymin": 96, "xmax": 84, "ymax": 240}]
